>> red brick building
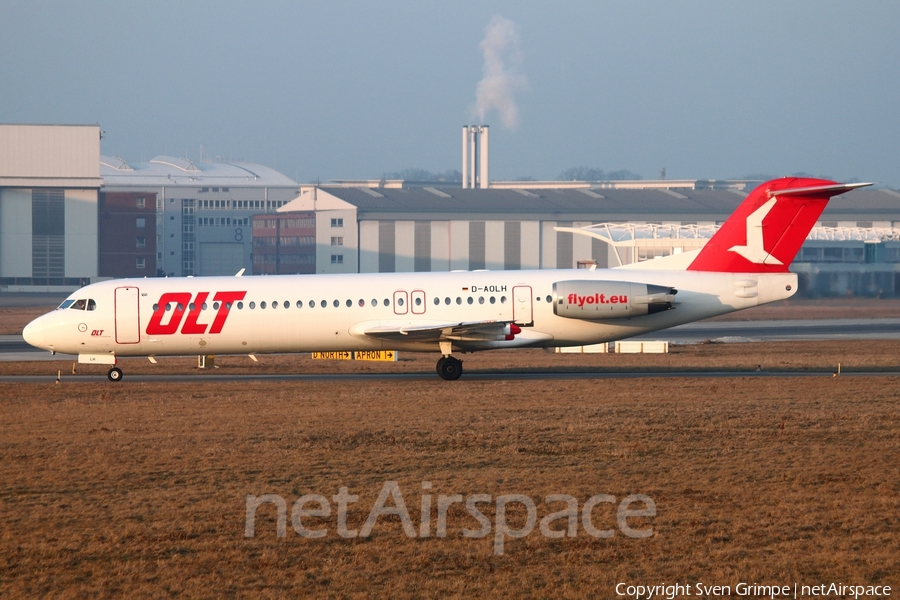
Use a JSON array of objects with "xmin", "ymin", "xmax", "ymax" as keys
[
  {"xmin": 251, "ymin": 213, "xmax": 316, "ymax": 275},
  {"xmin": 98, "ymin": 191, "xmax": 157, "ymax": 277}
]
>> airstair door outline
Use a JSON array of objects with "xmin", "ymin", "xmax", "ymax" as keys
[
  {"xmin": 115, "ymin": 286, "xmax": 141, "ymax": 344},
  {"xmin": 393, "ymin": 290, "xmax": 409, "ymax": 315},
  {"xmin": 513, "ymin": 285, "xmax": 533, "ymax": 327},
  {"xmin": 411, "ymin": 290, "xmax": 426, "ymax": 314}
]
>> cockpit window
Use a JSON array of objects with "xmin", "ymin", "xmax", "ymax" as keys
[{"xmin": 62, "ymin": 299, "xmax": 96, "ymax": 311}]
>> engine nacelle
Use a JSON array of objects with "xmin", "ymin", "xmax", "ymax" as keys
[{"xmin": 552, "ymin": 280, "xmax": 677, "ymax": 320}]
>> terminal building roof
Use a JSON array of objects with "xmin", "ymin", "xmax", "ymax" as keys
[{"xmin": 100, "ymin": 155, "xmax": 298, "ymax": 188}]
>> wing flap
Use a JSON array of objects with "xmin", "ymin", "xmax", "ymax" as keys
[{"xmin": 363, "ymin": 320, "xmax": 514, "ymax": 343}]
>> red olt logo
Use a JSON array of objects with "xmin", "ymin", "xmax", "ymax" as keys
[{"xmin": 146, "ymin": 291, "xmax": 246, "ymax": 335}]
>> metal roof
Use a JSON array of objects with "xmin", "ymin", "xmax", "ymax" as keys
[
  {"xmin": 100, "ymin": 155, "xmax": 298, "ymax": 188},
  {"xmin": 321, "ymin": 186, "xmax": 900, "ymax": 220}
]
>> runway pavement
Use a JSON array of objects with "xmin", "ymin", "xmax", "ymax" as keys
[
  {"xmin": 2, "ymin": 370, "xmax": 899, "ymax": 384},
  {"xmin": 633, "ymin": 317, "xmax": 900, "ymax": 343}
]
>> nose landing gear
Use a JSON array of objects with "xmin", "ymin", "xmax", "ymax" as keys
[
  {"xmin": 107, "ymin": 367, "xmax": 123, "ymax": 382},
  {"xmin": 436, "ymin": 356, "xmax": 463, "ymax": 381}
]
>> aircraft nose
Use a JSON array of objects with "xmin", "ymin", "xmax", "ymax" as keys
[{"xmin": 22, "ymin": 317, "xmax": 47, "ymax": 350}]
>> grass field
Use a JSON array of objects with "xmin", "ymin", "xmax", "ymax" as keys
[{"xmin": 1, "ymin": 341, "xmax": 898, "ymax": 598}]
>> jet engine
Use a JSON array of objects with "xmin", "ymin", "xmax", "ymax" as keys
[{"xmin": 552, "ymin": 280, "xmax": 677, "ymax": 319}]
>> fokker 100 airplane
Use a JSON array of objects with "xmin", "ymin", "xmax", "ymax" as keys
[{"xmin": 23, "ymin": 177, "xmax": 870, "ymax": 381}]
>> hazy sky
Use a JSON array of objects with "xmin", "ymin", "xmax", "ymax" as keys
[{"xmin": 2, "ymin": 1, "xmax": 898, "ymax": 186}]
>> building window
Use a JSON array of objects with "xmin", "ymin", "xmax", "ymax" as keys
[
  {"xmin": 331, "ymin": 237, "xmax": 343, "ymax": 246},
  {"xmin": 331, "ymin": 218, "xmax": 343, "ymax": 227},
  {"xmin": 136, "ymin": 237, "xmax": 146, "ymax": 248},
  {"xmin": 136, "ymin": 217, "xmax": 146, "ymax": 228},
  {"xmin": 136, "ymin": 257, "xmax": 146, "ymax": 269},
  {"xmin": 331, "ymin": 254, "xmax": 344, "ymax": 264},
  {"xmin": 136, "ymin": 197, "xmax": 145, "ymax": 208}
]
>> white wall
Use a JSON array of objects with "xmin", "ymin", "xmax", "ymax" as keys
[
  {"xmin": 0, "ymin": 124, "xmax": 101, "ymax": 184},
  {"xmin": 0, "ymin": 189, "xmax": 32, "ymax": 277},
  {"xmin": 394, "ymin": 221, "xmax": 415, "ymax": 272},
  {"xmin": 64, "ymin": 189, "xmax": 98, "ymax": 277},
  {"xmin": 572, "ymin": 221, "xmax": 593, "ymax": 265},
  {"xmin": 485, "ymin": 220, "xmax": 504, "ymax": 270},
  {"xmin": 317, "ymin": 208, "xmax": 358, "ymax": 273},
  {"xmin": 541, "ymin": 221, "xmax": 557, "ymax": 269},
  {"xmin": 449, "ymin": 220, "xmax": 469, "ymax": 271},
  {"xmin": 431, "ymin": 221, "xmax": 450, "ymax": 272},
  {"xmin": 521, "ymin": 221, "xmax": 540, "ymax": 269},
  {"xmin": 359, "ymin": 220, "xmax": 379, "ymax": 273}
]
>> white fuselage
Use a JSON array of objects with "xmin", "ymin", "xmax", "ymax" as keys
[{"xmin": 23, "ymin": 268, "xmax": 796, "ymax": 359}]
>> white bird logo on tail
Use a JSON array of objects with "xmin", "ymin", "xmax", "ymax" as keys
[{"xmin": 728, "ymin": 198, "xmax": 783, "ymax": 265}]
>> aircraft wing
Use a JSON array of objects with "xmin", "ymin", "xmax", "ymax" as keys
[{"xmin": 363, "ymin": 320, "xmax": 516, "ymax": 343}]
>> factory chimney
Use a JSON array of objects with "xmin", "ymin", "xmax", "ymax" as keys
[{"xmin": 461, "ymin": 125, "xmax": 490, "ymax": 189}]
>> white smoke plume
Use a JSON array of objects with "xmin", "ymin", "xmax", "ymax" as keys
[{"xmin": 472, "ymin": 15, "xmax": 528, "ymax": 130}]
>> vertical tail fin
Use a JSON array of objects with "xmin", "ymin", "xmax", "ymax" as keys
[{"xmin": 687, "ymin": 177, "xmax": 871, "ymax": 273}]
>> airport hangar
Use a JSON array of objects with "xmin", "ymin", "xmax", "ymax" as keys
[
  {"xmin": 0, "ymin": 124, "xmax": 103, "ymax": 288},
  {"xmin": 3, "ymin": 123, "xmax": 900, "ymax": 297},
  {"xmin": 266, "ymin": 183, "xmax": 900, "ymax": 297},
  {"xmin": 0, "ymin": 123, "xmax": 300, "ymax": 288}
]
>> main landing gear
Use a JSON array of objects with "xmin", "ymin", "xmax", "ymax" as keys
[
  {"xmin": 107, "ymin": 367, "xmax": 123, "ymax": 382},
  {"xmin": 436, "ymin": 356, "xmax": 463, "ymax": 381}
]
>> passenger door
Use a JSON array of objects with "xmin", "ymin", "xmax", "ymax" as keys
[
  {"xmin": 512, "ymin": 285, "xmax": 533, "ymax": 327},
  {"xmin": 115, "ymin": 286, "xmax": 141, "ymax": 344}
]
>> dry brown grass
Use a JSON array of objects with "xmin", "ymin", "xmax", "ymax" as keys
[
  {"xmin": 1, "ymin": 343, "xmax": 898, "ymax": 598},
  {"xmin": 0, "ymin": 306, "xmax": 56, "ymax": 335}
]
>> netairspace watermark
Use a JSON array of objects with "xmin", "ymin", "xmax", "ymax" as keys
[
  {"xmin": 244, "ymin": 480, "xmax": 656, "ymax": 555},
  {"xmin": 616, "ymin": 582, "xmax": 892, "ymax": 599}
]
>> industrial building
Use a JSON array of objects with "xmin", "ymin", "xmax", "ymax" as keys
[
  {"xmin": 100, "ymin": 155, "xmax": 299, "ymax": 277},
  {"xmin": 2, "ymin": 123, "xmax": 899, "ymax": 297},
  {"xmin": 276, "ymin": 184, "xmax": 900, "ymax": 297},
  {"xmin": 0, "ymin": 124, "xmax": 103, "ymax": 288}
]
